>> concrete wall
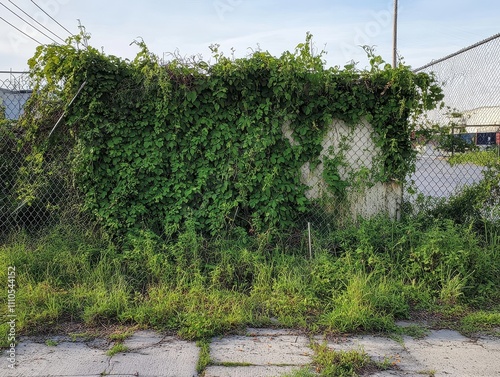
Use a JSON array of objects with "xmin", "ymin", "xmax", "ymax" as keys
[{"xmin": 282, "ymin": 119, "xmax": 402, "ymax": 220}]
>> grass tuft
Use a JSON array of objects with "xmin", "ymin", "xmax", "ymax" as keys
[
  {"xmin": 311, "ymin": 342, "xmax": 381, "ymax": 377},
  {"xmin": 196, "ymin": 339, "xmax": 212, "ymax": 374},
  {"xmin": 106, "ymin": 343, "xmax": 128, "ymax": 357}
]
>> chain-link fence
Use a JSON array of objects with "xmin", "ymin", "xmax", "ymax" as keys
[
  {"xmin": 0, "ymin": 71, "xmax": 78, "ymax": 238},
  {"xmin": 0, "ymin": 71, "xmax": 32, "ymax": 120},
  {"xmin": 298, "ymin": 34, "xmax": 500, "ymax": 242},
  {"xmin": 405, "ymin": 33, "xmax": 500, "ymax": 202},
  {"xmin": 2, "ymin": 31, "xmax": 499, "ymax": 241},
  {"xmin": 292, "ymin": 119, "xmax": 403, "ymax": 246}
]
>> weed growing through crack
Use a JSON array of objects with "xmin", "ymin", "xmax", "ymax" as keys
[
  {"xmin": 69, "ymin": 333, "xmax": 94, "ymax": 342},
  {"xmin": 281, "ymin": 367, "xmax": 317, "ymax": 377},
  {"xmin": 311, "ymin": 342, "xmax": 380, "ymax": 376},
  {"xmin": 108, "ymin": 330, "xmax": 134, "ymax": 342},
  {"xmin": 196, "ymin": 339, "xmax": 212, "ymax": 374},
  {"xmin": 106, "ymin": 343, "xmax": 129, "ymax": 357},
  {"xmin": 399, "ymin": 324, "xmax": 430, "ymax": 339}
]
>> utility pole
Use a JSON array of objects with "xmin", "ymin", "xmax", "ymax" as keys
[{"xmin": 392, "ymin": 0, "xmax": 398, "ymax": 68}]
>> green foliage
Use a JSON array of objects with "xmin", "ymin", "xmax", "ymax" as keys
[
  {"xmin": 398, "ymin": 324, "xmax": 429, "ymax": 339},
  {"xmin": 281, "ymin": 367, "xmax": 317, "ymax": 377},
  {"xmin": 322, "ymin": 152, "xmax": 349, "ymax": 198},
  {"xmin": 420, "ymin": 163, "xmax": 500, "ymax": 236},
  {"xmin": 108, "ymin": 330, "xmax": 134, "ymax": 342},
  {"xmin": 319, "ymin": 271, "xmax": 405, "ymax": 333},
  {"xmin": 106, "ymin": 343, "xmax": 128, "ymax": 356},
  {"xmin": 21, "ymin": 31, "xmax": 443, "ymax": 237},
  {"xmin": 449, "ymin": 149, "xmax": 500, "ymax": 166},
  {"xmin": 460, "ymin": 311, "xmax": 500, "ymax": 334},
  {"xmin": 312, "ymin": 343, "xmax": 377, "ymax": 377},
  {"xmin": 0, "ymin": 115, "xmax": 18, "ymax": 232},
  {"xmin": 1, "ymin": 107, "xmax": 78, "ymax": 236},
  {"xmin": 1, "ymin": 211, "xmax": 500, "ymax": 341},
  {"xmin": 196, "ymin": 339, "xmax": 212, "ymax": 374},
  {"xmin": 437, "ymin": 134, "xmax": 476, "ymax": 153}
]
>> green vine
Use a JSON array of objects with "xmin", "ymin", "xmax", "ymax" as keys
[{"xmin": 20, "ymin": 32, "xmax": 443, "ymax": 236}]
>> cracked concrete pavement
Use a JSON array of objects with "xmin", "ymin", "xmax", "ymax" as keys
[{"xmin": 2, "ymin": 323, "xmax": 500, "ymax": 377}]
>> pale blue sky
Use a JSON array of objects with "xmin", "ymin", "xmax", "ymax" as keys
[{"xmin": 0, "ymin": 0, "xmax": 498, "ymax": 70}]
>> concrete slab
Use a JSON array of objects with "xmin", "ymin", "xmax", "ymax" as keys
[
  {"xmin": 404, "ymin": 329, "xmax": 500, "ymax": 377},
  {"xmin": 318, "ymin": 334, "xmax": 425, "ymax": 374},
  {"xmin": 477, "ymin": 336, "xmax": 500, "ymax": 352},
  {"xmin": 107, "ymin": 334, "xmax": 199, "ymax": 377},
  {"xmin": 1, "ymin": 340, "xmax": 109, "ymax": 377},
  {"xmin": 204, "ymin": 365, "xmax": 301, "ymax": 377},
  {"xmin": 369, "ymin": 372, "xmax": 424, "ymax": 377},
  {"xmin": 210, "ymin": 333, "xmax": 312, "ymax": 366},
  {"xmin": 1, "ymin": 332, "xmax": 198, "ymax": 377},
  {"xmin": 322, "ymin": 335, "xmax": 406, "ymax": 364},
  {"xmin": 122, "ymin": 330, "xmax": 166, "ymax": 348},
  {"xmin": 3, "ymin": 327, "xmax": 500, "ymax": 377}
]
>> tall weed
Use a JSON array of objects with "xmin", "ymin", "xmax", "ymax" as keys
[{"xmin": 1, "ymin": 195, "xmax": 500, "ymax": 340}]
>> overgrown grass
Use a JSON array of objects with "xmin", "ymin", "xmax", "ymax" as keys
[
  {"xmin": 460, "ymin": 311, "xmax": 500, "ymax": 335},
  {"xmin": 1, "ymin": 182, "xmax": 500, "ymax": 343},
  {"xmin": 311, "ymin": 342, "xmax": 388, "ymax": 377},
  {"xmin": 448, "ymin": 148, "xmax": 500, "ymax": 166}
]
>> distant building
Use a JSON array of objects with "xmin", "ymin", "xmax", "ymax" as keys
[
  {"xmin": 0, "ymin": 88, "xmax": 32, "ymax": 120},
  {"xmin": 461, "ymin": 106, "xmax": 500, "ymax": 146}
]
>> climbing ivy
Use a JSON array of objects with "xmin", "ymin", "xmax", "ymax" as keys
[{"xmin": 21, "ymin": 32, "xmax": 443, "ymax": 236}]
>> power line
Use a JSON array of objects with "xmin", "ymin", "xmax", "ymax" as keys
[
  {"xmin": 0, "ymin": 1, "xmax": 60, "ymax": 44},
  {"xmin": 7, "ymin": 0, "xmax": 66, "ymax": 43},
  {"xmin": 30, "ymin": 0, "xmax": 73, "ymax": 36},
  {"xmin": 0, "ymin": 16, "xmax": 43, "ymax": 45}
]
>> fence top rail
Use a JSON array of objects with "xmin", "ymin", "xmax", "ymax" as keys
[
  {"xmin": 413, "ymin": 32, "xmax": 500, "ymax": 73},
  {"xmin": 0, "ymin": 71, "xmax": 29, "ymax": 74}
]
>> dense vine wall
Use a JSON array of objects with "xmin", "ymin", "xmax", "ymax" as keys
[{"xmin": 21, "ymin": 33, "xmax": 443, "ymax": 236}]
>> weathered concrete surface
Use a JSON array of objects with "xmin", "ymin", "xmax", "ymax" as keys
[
  {"xmin": 404, "ymin": 330, "xmax": 500, "ymax": 377},
  {"xmin": 204, "ymin": 365, "xmax": 300, "ymax": 377},
  {"xmin": 1, "ymin": 339, "xmax": 109, "ymax": 377},
  {"xmin": 319, "ymin": 329, "xmax": 500, "ymax": 377},
  {"xmin": 2, "ymin": 326, "xmax": 500, "ymax": 377},
  {"xmin": 284, "ymin": 118, "xmax": 402, "ymax": 220},
  {"xmin": 108, "ymin": 331, "xmax": 199, "ymax": 377},
  {"xmin": 1, "ymin": 331, "xmax": 198, "ymax": 377},
  {"xmin": 208, "ymin": 328, "xmax": 312, "ymax": 377},
  {"xmin": 210, "ymin": 329, "xmax": 312, "ymax": 366}
]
